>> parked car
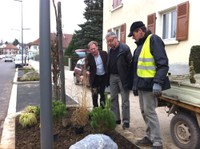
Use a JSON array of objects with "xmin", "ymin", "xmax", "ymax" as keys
[
  {"xmin": 0, "ymin": 54, "xmax": 5, "ymax": 59},
  {"xmin": 73, "ymin": 58, "xmax": 90, "ymax": 86},
  {"xmin": 4, "ymin": 55, "xmax": 13, "ymax": 62},
  {"xmin": 14, "ymin": 54, "xmax": 28, "ymax": 68},
  {"xmin": 74, "ymin": 49, "xmax": 90, "ymax": 58}
]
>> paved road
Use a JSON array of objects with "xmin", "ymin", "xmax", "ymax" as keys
[{"xmin": 0, "ymin": 60, "xmax": 15, "ymax": 141}]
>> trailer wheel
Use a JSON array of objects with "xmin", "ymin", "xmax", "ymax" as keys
[{"xmin": 170, "ymin": 112, "xmax": 200, "ymax": 149}]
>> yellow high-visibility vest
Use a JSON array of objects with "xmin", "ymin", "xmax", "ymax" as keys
[{"xmin": 137, "ymin": 34, "xmax": 156, "ymax": 78}]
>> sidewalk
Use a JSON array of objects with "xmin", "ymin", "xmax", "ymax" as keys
[{"xmin": 0, "ymin": 60, "xmax": 179, "ymax": 149}]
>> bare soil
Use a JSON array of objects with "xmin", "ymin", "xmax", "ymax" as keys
[{"xmin": 15, "ymin": 107, "xmax": 138, "ymax": 149}]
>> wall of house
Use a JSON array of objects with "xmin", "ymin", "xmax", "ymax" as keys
[
  {"xmin": 28, "ymin": 44, "xmax": 39, "ymax": 59},
  {"xmin": 103, "ymin": 0, "xmax": 200, "ymax": 68}
]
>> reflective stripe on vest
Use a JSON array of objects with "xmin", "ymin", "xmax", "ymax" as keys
[{"xmin": 137, "ymin": 34, "xmax": 156, "ymax": 78}]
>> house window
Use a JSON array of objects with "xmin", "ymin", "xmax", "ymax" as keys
[
  {"xmin": 149, "ymin": 1, "xmax": 189, "ymax": 42},
  {"xmin": 162, "ymin": 10, "xmax": 177, "ymax": 39},
  {"xmin": 33, "ymin": 45, "xmax": 37, "ymax": 50},
  {"xmin": 114, "ymin": 28, "xmax": 120, "ymax": 40},
  {"xmin": 113, "ymin": 23, "xmax": 126, "ymax": 43},
  {"xmin": 113, "ymin": 0, "xmax": 122, "ymax": 9}
]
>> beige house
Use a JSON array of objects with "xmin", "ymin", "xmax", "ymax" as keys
[
  {"xmin": 0, "ymin": 43, "xmax": 19, "ymax": 55},
  {"xmin": 103, "ymin": 0, "xmax": 200, "ymax": 74}
]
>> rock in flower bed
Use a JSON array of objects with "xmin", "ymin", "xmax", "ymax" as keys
[{"xmin": 17, "ymin": 67, "xmax": 39, "ymax": 81}]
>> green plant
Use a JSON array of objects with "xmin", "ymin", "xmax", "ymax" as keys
[
  {"xmin": 24, "ymin": 67, "xmax": 35, "ymax": 74},
  {"xmin": 18, "ymin": 70, "xmax": 40, "ymax": 81},
  {"xmin": 89, "ymin": 107, "xmax": 116, "ymax": 133},
  {"xmin": 19, "ymin": 113, "xmax": 37, "ymax": 128},
  {"xmin": 189, "ymin": 45, "xmax": 200, "ymax": 73},
  {"xmin": 52, "ymin": 100, "xmax": 67, "ymax": 120},
  {"xmin": 24, "ymin": 105, "xmax": 40, "ymax": 116},
  {"xmin": 89, "ymin": 95, "xmax": 116, "ymax": 133},
  {"xmin": 189, "ymin": 61, "xmax": 196, "ymax": 84},
  {"xmin": 71, "ymin": 106, "xmax": 89, "ymax": 128}
]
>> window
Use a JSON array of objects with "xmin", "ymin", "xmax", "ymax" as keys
[
  {"xmin": 107, "ymin": 24, "xmax": 126, "ymax": 45},
  {"xmin": 115, "ymin": 28, "xmax": 120, "ymax": 40},
  {"xmin": 162, "ymin": 10, "xmax": 177, "ymax": 39},
  {"xmin": 33, "ymin": 45, "xmax": 37, "ymax": 50},
  {"xmin": 113, "ymin": 23, "xmax": 126, "ymax": 43},
  {"xmin": 112, "ymin": 0, "xmax": 122, "ymax": 9},
  {"xmin": 148, "ymin": 1, "xmax": 189, "ymax": 42}
]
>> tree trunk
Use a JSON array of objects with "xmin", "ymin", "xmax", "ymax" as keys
[{"xmin": 57, "ymin": 2, "xmax": 66, "ymax": 104}]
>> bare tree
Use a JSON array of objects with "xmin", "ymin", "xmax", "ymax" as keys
[{"xmin": 52, "ymin": 0, "xmax": 66, "ymax": 104}]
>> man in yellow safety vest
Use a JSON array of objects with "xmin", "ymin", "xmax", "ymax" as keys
[{"xmin": 128, "ymin": 21, "xmax": 170, "ymax": 149}]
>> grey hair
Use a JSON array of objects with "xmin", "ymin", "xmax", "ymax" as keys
[
  {"xmin": 105, "ymin": 31, "xmax": 117, "ymax": 38},
  {"xmin": 88, "ymin": 41, "xmax": 98, "ymax": 48}
]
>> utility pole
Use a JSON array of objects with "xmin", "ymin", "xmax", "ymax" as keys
[
  {"xmin": 39, "ymin": 0, "xmax": 53, "ymax": 148},
  {"xmin": 57, "ymin": 2, "xmax": 66, "ymax": 104},
  {"xmin": 14, "ymin": 0, "xmax": 23, "ymax": 66},
  {"xmin": 21, "ymin": 0, "xmax": 23, "ymax": 66}
]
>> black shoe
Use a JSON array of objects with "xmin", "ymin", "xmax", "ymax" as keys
[
  {"xmin": 122, "ymin": 122, "xmax": 129, "ymax": 129},
  {"xmin": 116, "ymin": 120, "xmax": 121, "ymax": 124},
  {"xmin": 152, "ymin": 145, "xmax": 163, "ymax": 149},
  {"xmin": 135, "ymin": 136, "xmax": 153, "ymax": 146}
]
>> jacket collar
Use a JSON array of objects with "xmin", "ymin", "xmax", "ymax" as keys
[{"xmin": 135, "ymin": 30, "xmax": 151, "ymax": 46}]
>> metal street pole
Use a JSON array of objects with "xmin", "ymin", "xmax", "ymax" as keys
[
  {"xmin": 39, "ymin": 0, "xmax": 53, "ymax": 148},
  {"xmin": 14, "ymin": 0, "xmax": 23, "ymax": 66},
  {"xmin": 21, "ymin": 0, "xmax": 23, "ymax": 66}
]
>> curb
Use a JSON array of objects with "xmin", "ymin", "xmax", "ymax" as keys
[
  {"xmin": 0, "ymin": 69, "xmax": 18, "ymax": 149},
  {"xmin": 13, "ymin": 81, "xmax": 40, "ymax": 85}
]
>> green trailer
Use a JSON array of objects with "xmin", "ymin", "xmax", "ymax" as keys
[{"xmin": 159, "ymin": 75, "xmax": 200, "ymax": 149}]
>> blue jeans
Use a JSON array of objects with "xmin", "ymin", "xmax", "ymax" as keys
[
  {"xmin": 109, "ymin": 74, "xmax": 130, "ymax": 123},
  {"xmin": 138, "ymin": 90, "xmax": 163, "ymax": 146}
]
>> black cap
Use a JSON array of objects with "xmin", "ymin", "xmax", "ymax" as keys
[{"xmin": 128, "ymin": 21, "xmax": 145, "ymax": 37}]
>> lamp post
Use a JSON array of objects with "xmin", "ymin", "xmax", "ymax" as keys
[{"xmin": 14, "ymin": 0, "xmax": 23, "ymax": 66}]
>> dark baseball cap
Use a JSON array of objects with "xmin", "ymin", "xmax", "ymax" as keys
[{"xmin": 128, "ymin": 21, "xmax": 145, "ymax": 37}]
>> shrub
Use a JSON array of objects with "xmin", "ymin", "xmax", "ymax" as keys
[
  {"xmin": 24, "ymin": 67, "xmax": 35, "ymax": 74},
  {"xmin": 18, "ymin": 71, "xmax": 40, "ymax": 81},
  {"xmin": 71, "ymin": 106, "xmax": 89, "ymax": 128},
  {"xmin": 189, "ymin": 45, "xmax": 200, "ymax": 73},
  {"xmin": 24, "ymin": 105, "xmax": 40, "ymax": 116},
  {"xmin": 52, "ymin": 100, "xmax": 67, "ymax": 120},
  {"xmin": 189, "ymin": 61, "xmax": 196, "ymax": 83},
  {"xmin": 19, "ymin": 113, "xmax": 37, "ymax": 128},
  {"xmin": 89, "ymin": 107, "xmax": 116, "ymax": 133},
  {"xmin": 89, "ymin": 95, "xmax": 116, "ymax": 133}
]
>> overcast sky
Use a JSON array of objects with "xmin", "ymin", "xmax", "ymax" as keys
[{"xmin": 0, "ymin": 0, "xmax": 86, "ymax": 43}]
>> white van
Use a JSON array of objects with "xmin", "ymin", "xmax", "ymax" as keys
[{"xmin": 14, "ymin": 54, "xmax": 28, "ymax": 68}]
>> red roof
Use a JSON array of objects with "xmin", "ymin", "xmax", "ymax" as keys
[
  {"xmin": 29, "ymin": 33, "xmax": 73, "ymax": 49},
  {"xmin": 0, "ymin": 44, "xmax": 18, "ymax": 49}
]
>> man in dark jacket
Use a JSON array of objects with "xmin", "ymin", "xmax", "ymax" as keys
[
  {"xmin": 128, "ymin": 21, "xmax": 170, "ymax": 149},
  {"xmin": 105, "ymin": 31, "xmax": 132, "ymax": 129},
  {"xmin": 85, "ymin": 41, "xmax": 108, "ymax": 108}
]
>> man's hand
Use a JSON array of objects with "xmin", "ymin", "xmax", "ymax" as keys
[{"xmin": 153, "ymin": 83, "xmax": 162, "ymax": 97}]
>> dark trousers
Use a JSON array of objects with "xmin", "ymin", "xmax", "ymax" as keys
[{"xmin": 91, "ymin": 74, "xmax": 106, "ymax": 108}]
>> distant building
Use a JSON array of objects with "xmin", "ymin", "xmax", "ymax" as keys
[
  {"xmin": 28, "ymin": 33, "xmax": 72, "ymax": 59},
  {"xmin": 0, "ymin": 43, "xmax": 19, "ymax": 55}
]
